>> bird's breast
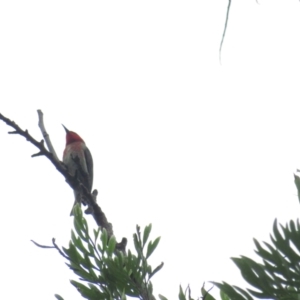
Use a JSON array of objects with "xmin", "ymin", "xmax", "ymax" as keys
[{"xmin": 63, "ymin": 142, "xmax": 87, "ymax": 173}]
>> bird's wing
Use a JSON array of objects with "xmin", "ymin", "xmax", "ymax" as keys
[{"xmin": 84, "ymin": 146, "xmax": 94, "ymax": 191}]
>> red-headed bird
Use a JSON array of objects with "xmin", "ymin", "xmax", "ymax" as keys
[{"xmin": 62, "ymin": 125, "xmax": 93, "ymax": 215}]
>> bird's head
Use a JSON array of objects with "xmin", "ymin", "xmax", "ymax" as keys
[{"xmin": 62, "ymin": 124, "xmax": 85, "ymax": 145}]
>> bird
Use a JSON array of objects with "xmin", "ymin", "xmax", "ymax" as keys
[{"xmin": 62, "ymin": 125, "xmax": 93, "ymax": 215}]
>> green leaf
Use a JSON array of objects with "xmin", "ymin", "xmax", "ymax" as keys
[
  {"xmin": 70, "ymin": 280, "xmax": 90, "ymax": 295},
  {"xmin": 71, "ymin": 280, "xmax": 103, "ymax": 299},
  {"xmin": 246, "ymin": 288, "xmax": 272, "ymax": 299},
  {"xmin": 148, "ymin": 281, "xmax": 153, "ymax": 295},
  {"xmin": 179, "ymin": 285, "xmax": 186, "ymax": 300},
  {"xmin": 121, "ymin": 289, "xmax": 127, "ymax": 300},
  {"xmin": 271, "ymin": 220, "xmax": 300, "ymax": 265},
  {"xmin": 231, "ymin": 286, "xmax": 253, "ymax": 300},
  {"xmin": 71, "ymin": 229, "xmax": 77, "ymax": 243},
  {"xmin": 101, "ymin": 228, "xmax": 108, "ymax": 249},
  {"xmin": 201, "ymin": 284, "xmax": 215, "ymax": 300},
  {"xmin": 261, "ymin": 241, "xmax": 285, "ymax": 268},
  {"xmin": 97, "ymin": 244, "xmax": 104, "ymax": 255},
  {"xmin": 232, "ymin": 256, "xmax": 272, "ymax": 293},
  {"xmin": 94, "ymin": 255, "xmax": 103, "ymax": 270},
  {"xmin": 54, "ymin": 295, "xmax": 64, "ymax": 300},
  {"xmin": 73, "ymin": 203, "xmax": 82, "ymax": 217},
  {"xmin": 71, "ymin": 264, "xmax": 95, "ymax": 282},
  {"xmin": 88, "ymin": 242, "xmax": 95, "ymax": 256},
  {"xmin": 220, "ymin": 290, "xmax": 230, "ymax": 300},
  {"xmin": 74, "ymin": 218, "xmax": 87, "ymax": 241},
  {"xmin": 146, "ymin": 265, "xmax": 152, "ymax": 275},
  {"xmin": 73, "ymin": 235, "xmax": 87, "ymax": 255},
  {"xmin": 116, "ymin": 251, "xmax": 124, "ymax": 267},
  {"xmin": 253, "ymin": 239, "xmax": 273, "ymax": 263},
  {"xmin": 88, "ymin": 283, "xmax": 102, "ymax": 294},
  {"xmin": 294, "ymin": 174, "xmax": 300, "ymax": 203},
  {"xmin": 81, "ymin": 253, "xmax": 93, "ymax": 270},
  {"xmin": 82, "ymin": 218, "xmax": 89, "ymax": 234},
  {"xmin": 146, "ymin": 237, "xmax": 160, "ymax": 259},
  {"xmin": 212, "ymin": 282, "xmax": 248, "ymax": 300},
  {"xmin": 149, "ymin": 262, "xmax": 164, "ymax": 280},
  {"xmin": 143, "ymin": 224, "xmax": 152, "ymax": 246},
  {"xmin": 136, "ymin": 225, "xmax": 141, "ymax": 242},
  {"xmin": 107, "ymin": 235, "xmax": 116, "ymax": 256},
  {"xmin": 159, "ymin": 295, "xmax": 168, "ymax": 300},
  {"xmin": 88, "ymin": 266, "xmax": 98, "ymax": 281},
  {"xmin": 63, "ymin": 243, "xmax": 80, "ymax": 262},
  {"xmin": 93, "ymin": 228, "xmax": 100, "ymax": 243},
  {"xmin": 133, "ymin": 233, "xmax": 142, "ymax": 256},
  {"xmin": 286, "ymin": 220, "xmax": 300, "ymax": 252}
]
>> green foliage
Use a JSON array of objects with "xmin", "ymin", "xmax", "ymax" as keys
[
  {"xmin": 178, "ymin": 285, "xmax": 195, "ymax": 300},
  {"xmin": 55, "ymin": 176, "xmax": 300, "ymax": 300},
  {"xmin": 294, "ymin": 174, "xmax": 300, "ymax": 203},
  {"xmin": 58, "ymin": 205, "xmax": 163, "ymax": 300},
  {"xmin": 158, "ymin": 295, "xmax": 168, "ymax": 300},
  {"xmin": 202, "ymin": 219, "xmax": 300, "ymax": 300},
  {"xmin": 59, "ymin": 213, "xmax": 300, "ymax": 300}
]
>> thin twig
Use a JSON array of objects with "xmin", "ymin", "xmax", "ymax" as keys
[
  {"xmin": 31, "ymin": 238, "xmax": 70, "ymax": 260},
  {"xmin": 37, "ymin": 109, "xmax": 59, "ymax": 161},
  {"xmin": 201, "ymin": 282, "xmax": 214, "ymax": 300},
  {"xmin": 52, "ymin": 238, "xmax": 70, "ymax": 260},
  {"xmin": 219, "ymin": 0, "xmax": 232, "ymax": 64},
  {"xmin": 31, "ymin": 239, "xmax": 55, "ymax": 249}
]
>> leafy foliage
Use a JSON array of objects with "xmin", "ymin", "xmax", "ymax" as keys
[
  {"xmin": 55, "ymin": 176, "xmax": 300, "ymax": 300},
  {"xmin": 203, "ymin": 219, "xmax": 300, "ymax": 300},
  {"xmin": 56, "ymin": 213, "xmax": 300, "ymax": 300},
  {"xmin": 56, "ymin": 205, "xmax": 163, "ymax": 300}
]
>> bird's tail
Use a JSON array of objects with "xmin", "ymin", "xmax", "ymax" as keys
[{"xmin": 70, "ymin": 190, "xmax": 81, "ymax": 216}]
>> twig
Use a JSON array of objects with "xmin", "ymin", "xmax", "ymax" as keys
[
  {"xmin": 37, "ymin": 109, "xmax": 59, "ymax": 161},
  {"xmin": 201, "ymin": 282, "xmax": 214, "ymax": 300},
  {"xmin": 31, "ymin": 239, "xmax": 55, "ymax": 249},
  {"xmin": 31, "ymin": 238, "xmax": 70, "ymax": 260},
  {"xmin": 219, "ymin": 0, "xmax": 232, "ymax": 64}
]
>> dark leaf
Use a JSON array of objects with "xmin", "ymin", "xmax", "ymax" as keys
[
  {"xmin": 146, "ymin": 237, "xmax": 160, "ymax": 259},
  {"xmin": 143, "ymin": 224, "xmax": 152, "ymax": 247}
]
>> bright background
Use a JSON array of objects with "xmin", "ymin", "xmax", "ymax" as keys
[{"xmin": 1, "ymin": 0, "xmax": 300, "ymax": 299}]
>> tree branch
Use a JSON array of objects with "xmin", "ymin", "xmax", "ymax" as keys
[
  {"xmin": 37, "ymin": 109, "xmax": 59, "ymax": 161},
  {"xmin": 31, "ymin": 238, "xmax": 70, "ymax": 260},
  {"xmin": 0, "ymin": 111, "xmax": 126, "ymax": 252}
]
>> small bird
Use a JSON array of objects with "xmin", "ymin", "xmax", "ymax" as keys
[{"xmin": 62, "ymin": 125, "xmax": 93, "ymax": 215}]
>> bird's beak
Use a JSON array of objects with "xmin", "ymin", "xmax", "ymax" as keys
[{"xmin": 62, "ymin": 124, "xmax": 69, "ymax": 133}]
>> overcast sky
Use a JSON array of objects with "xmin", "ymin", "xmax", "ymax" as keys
[{"xmin": 1, "ymin": 1, "xmax": 300, "ymax": 299}]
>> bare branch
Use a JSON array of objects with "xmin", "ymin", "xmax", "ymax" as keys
[
  {"xmin": 31, "ymin": 239, "xmax": 55, "ymax": 249},
  {"xmin": 37, "ymin": 109, "xmax": 59, "ymax": 161},
  {"xmin": 201, "ymin": 282, "xmax": 214, "ymax": 300},
  {"xmin": 31, "ymin": 238, "xmax": 70, "ymax": 260}
]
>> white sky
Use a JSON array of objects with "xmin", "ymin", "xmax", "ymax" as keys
[{"xmin": 1, "ymin": 1, "xmax": 300, "ymax": 299}]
